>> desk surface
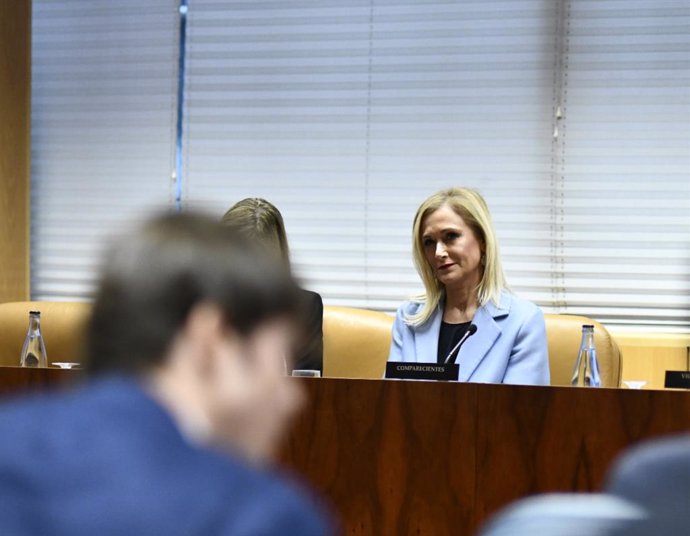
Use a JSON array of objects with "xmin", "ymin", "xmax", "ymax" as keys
[
  {"xmin": 282, "ymin": 377, "xmax": 690, "ymax": 536},
  {"xmin": 0, "ymin": 368, "xmax": 689, "ymax": 536}
]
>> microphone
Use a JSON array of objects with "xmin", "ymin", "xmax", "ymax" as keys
[{"xmin": 443, "ymin": 324, "xmax": 478, "ymax": 365}]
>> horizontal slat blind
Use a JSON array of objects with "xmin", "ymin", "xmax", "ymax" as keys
[
  {"xmin": 30, "ymin": 0, "xmax": 179, "ymax": 300},
  {"xmin": 30, "ymin": 0, "xmax": 689, "ymax": 331},
  {"xmin": 364, "ymin": 0, "xmax": 558, "ymax": 310},
  {"xmin": 182, "ymin": 0, "xmax": 560, "ymax": 310},
  {"xmin": 183, "ymin": 1, "xmax": 372, "ymax": 305},
  {"xmin": 558, "ymin": 0, "xmax": 690, "ymax": 329}
]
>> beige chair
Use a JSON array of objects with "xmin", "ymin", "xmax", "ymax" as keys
[
  {"xmin": 544, "ymin": 313, "xmax": 621, "ymax": 387},
  {"xmin": 0, "ymin": 301, "xmax": 92, "ymax": 367},
  {"xmin": 323, "ymin": 306, "xmax": 622, "ymax": 387},
  {"xmin": 323, "ymin": 306, "xmax": 394, "ymax": 379}
]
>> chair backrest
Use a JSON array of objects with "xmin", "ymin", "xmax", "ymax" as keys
[
  {"xmin": 323, "ymin": 306, "xmax": 393, "ymax": 379},
  {"xmin": 544, "ymin": 313, "xmax": 622, "ymax": 387},
  {"xmin": 0, "ymin": 301, "xmax": 92, "ymax": 367},
  {"xmin": 323, "ymin": 306, "xmax": 622, "ymax": 386},
  {"xmin": 477, "ymin": 493, "xmax": 645, "ymax": 536}
]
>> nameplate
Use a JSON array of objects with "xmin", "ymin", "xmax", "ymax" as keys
[
  {"xmin": 385, "ymin": 362, "xmax": 459, "ymax": 382},
  {"xmin": 664, "ymin": 371, "xmax": 690, "ymax": 389}
]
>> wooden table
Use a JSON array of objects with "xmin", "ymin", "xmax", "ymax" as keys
[
  {"xmin": 282, "ymin": 378, "xmax": 690, "ymax": 535},
  {"xmin": 1, "ymin": 367, "xmax": 689, "ymax": 535}
]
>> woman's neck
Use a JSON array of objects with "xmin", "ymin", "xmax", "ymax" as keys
[{"xmin": 443, "ymin": 283, "xmax": 479, "ymax": 323}]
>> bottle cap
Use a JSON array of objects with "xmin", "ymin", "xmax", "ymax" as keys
[{"xmin": 582, "ymin": 324, "xmax": 594, "ymax": 329}]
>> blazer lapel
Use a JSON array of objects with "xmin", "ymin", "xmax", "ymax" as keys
[
  {"xmin": 413, "ymin": 305, "xmax": 442, "ymax": 363},
  {"xmin": 457, "ymin": 293, "xmax": 511, "ymax": 381}
]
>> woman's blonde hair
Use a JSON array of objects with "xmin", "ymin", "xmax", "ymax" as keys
[
  {"xmin": 221, "ymin": 198, "xmax": 291, "ymax": 269},
  {"xmin": 406, "ymin": 187, "xmax": 507, "ymax": 327}
]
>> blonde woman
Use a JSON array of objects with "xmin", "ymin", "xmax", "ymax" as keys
[
  {"xmin": 222, "ymin": 198, "xmax": 323, "ymax": 373},
  {"xmin": 388, "ymin": 188, "xmax": 549, "ymax": 385}
]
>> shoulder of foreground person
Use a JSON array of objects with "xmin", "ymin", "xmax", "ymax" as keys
[
  {"xmin": 0, "ymin": 378, "xmax": 335, "ymax": 536},
  {"xmin": 216, "ymin": 469, "xmax": 334, "ymax": 536}
]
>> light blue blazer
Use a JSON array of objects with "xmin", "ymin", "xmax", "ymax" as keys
[{"xmin": 388, "ymin": 291, "xmax": 550, "ymax": 385}]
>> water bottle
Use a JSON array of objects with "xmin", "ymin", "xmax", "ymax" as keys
[
  {"xmin": 19, "ymin": 311, "xmax": 48, "ymax": 368},
  {"xmin": 570, "ymin": 324, "xmax": 601, "ymax": 387}
]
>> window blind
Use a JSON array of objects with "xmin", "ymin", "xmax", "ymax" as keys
[
  {"xmin": 30, "ymin": 0, "xmax": 180, "ymax": 300},
  {"xmin": 182, "ymin": 0, "xmax": 561, "ymax": 311},
  {"xmin": 363, "ymin": 0, "xmax": 560, "ymax": 311},
  {"xmin": 182, "ymin": 1, "xmax": 372, "ymax": 306},
  {"xmin": 557, "ymin": 0, "xmax": 690, "ymax": 330},
  {"xmin": 30, "ymin": 0, "xmax": 690, "ymax": 331}
]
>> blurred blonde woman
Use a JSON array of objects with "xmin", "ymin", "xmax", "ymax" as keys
[
  {"xmin": 222, "ymin": 198, "xmax": 323, "ymax": 373},
  {"xmin": 388, "ymin": 188, "xmax": 549, "ymax": 385}
]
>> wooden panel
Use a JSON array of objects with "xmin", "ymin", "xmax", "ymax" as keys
[
  {"xmin": 620, "ymin": 345, "xmax": 689, "ymax": 390},
  {"xmin": 614, "ymin": 334, "xmax": 690, "ymax": 390},
  {"xmin": 0, "ymin": 366, "xmax": 81, "ymax": 400},
  {"xmin": 472, "ymin": 385, "xmax": 690, "ymax": 523},
  {"xmin": 3, "ymin": 368, "xmax": 690, "ymax": 535},
  {"xmin": 0, "ymin": 0, "xmax": 31, "ymax": 302},
  {"xmin": 283, "ymin": 378, "xmax": 478, "ymax": 535},
  {"xmin": 283, "ymin": 379, "xmax": 690, "ymax": 535}
]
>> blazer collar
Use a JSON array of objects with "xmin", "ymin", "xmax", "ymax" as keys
[
  {"xmin": 414, "ymin": 304, "xmax": 443, "ymax": 363},
  {"xmin": 411, "ymin": 291, "xmax": 513, "ymax": 378},
  {"xmin": 458, "ymin": 291, "xmax": 512, "ymax": 381}
]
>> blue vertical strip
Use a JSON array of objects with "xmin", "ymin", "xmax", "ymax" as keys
[{"xmin": 174, "ymin": 0, "xmax": 188, "ymax": 211}]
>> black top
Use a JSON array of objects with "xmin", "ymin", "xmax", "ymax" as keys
[
  {"xmin": 292, "ymin": 289, "xmax": 324, "ymax": 373},
  {"xmin": 437, "ymin": 320, "xmax": 472, "ymax": 364}
]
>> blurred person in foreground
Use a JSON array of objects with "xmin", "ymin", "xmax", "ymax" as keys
[
  {"xmin": 604, "ymin": 433, "xmax": 690, "ymax": 536},
  {"xmin": 476, "ymin": 493, "xmax": 645, "ymax": 536},
  {"xmin": 0, "ymin": 213, "xmax": 332, "ymax": 535},
  {"xmin": 388, "ymin": 187, "xmax": 549, "ymax": 384},
  {"xmin": 222, "ymin": 198, "xmax": 323, "ymax": 374}
]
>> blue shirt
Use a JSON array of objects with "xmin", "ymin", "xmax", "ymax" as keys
[{"xmin": 0, "ymin": 376, "xmax": 332, "ymax": 535}]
